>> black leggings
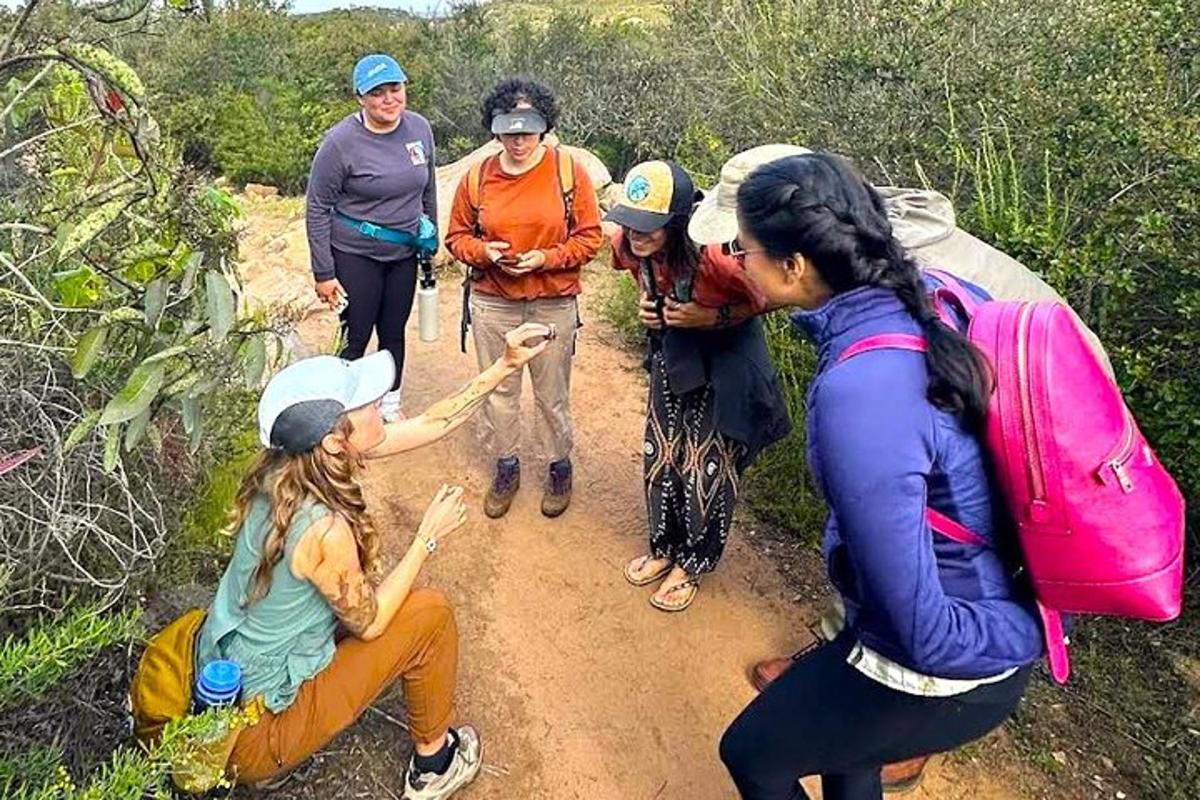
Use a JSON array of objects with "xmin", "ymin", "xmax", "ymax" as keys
[
  {"xmin": 720, "ymin": 631, "xmax": 1031, "ymax": 800},
  {"xmin": 333, "ymin": 248, "xmax": 418, "ymax": 391}
]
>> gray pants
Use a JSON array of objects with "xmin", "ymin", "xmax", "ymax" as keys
[{"xmin": 469, "ymin": 292, "xmax": 579, "ymax": 462}]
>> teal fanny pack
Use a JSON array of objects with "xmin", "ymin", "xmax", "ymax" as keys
[{"xmin": 336, "ymin": 211, "xmax": 438, "ymax": 254}]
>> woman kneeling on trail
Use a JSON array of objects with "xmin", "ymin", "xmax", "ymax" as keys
[
  {"xmin": 186, "ymin": 323, "xmax": 549, "ymax": 798},
  {"xmin": 446, "ymin": 78, "xmax": 603, "ymax": 519},
  {"xmin": 718, "ymin": 154, "xmax": 1042, "ymax": 800},
  {"xmin": 608, "ymin": 160, "xmax": 790, "ymax": 612}
]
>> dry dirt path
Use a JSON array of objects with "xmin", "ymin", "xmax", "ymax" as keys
[{"xmin": 237, "ymin": 197, "xmax": 1050, "ymax": 800}]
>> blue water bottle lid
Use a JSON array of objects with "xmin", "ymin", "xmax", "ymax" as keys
[{"xmin": 199, "ymin": 659, "xmax": 242, "ymax": 696}]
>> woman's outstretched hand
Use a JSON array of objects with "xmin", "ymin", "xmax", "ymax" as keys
[{"xmin": 502, "ymin": 322, "xmax": 553, "ymax": 368}]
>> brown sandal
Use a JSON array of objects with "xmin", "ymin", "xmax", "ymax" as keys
[
  {"xmin": 649, "ymin": 575, "xmax": 701, "ymax": 612},
  {"xmin": 623, "ymin": 555, "xmax": 673, "ymax": 587}
]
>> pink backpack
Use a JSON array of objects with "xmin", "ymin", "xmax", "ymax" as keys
[{"xmin": 840, "ymin": 269, "xmax": 1185, "ymax": 683}]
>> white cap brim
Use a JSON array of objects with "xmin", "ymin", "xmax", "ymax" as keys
[{"xmin": 344, "ymin": 350, "xmax": 395, "ymax": 411}]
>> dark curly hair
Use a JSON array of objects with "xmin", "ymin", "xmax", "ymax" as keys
[
  {"xmin": 480, "ymin": 78, "xmax": 559, "ymax": 137},
  {"xmin": 738, "ymin": 153, "xmax": 992, "ymax": 428}
]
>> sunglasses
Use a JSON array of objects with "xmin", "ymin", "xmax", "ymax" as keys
[{"xmin": 724, "ymin": 238, "xmax": 768, "ymax": 268}]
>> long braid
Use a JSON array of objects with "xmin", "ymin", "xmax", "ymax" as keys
[{"xmin": 739, "ymin": 152, "xmax": 993, "ymax": 428}]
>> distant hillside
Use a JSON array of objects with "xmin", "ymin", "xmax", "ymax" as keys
[{"xmin": 484, "ymin": 0, "xmax": 669, "ymax": 28}]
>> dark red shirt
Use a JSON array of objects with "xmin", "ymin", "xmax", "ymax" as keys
[{"xmin": 609, "ymin": 229, "xmax": 765, "ymax": 312}]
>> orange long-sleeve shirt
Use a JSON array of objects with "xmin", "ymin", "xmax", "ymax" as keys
[{"xmin": 446, "ymin": 148, "xmax": 603, "ymax": 300}]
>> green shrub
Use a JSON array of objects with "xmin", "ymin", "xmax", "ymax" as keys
[
  {"xmin": 598, "ymin": 268, "xmax": 647, "ymax": 348},
  {"xmin": 0, "ymin": 606, "xmax": 142, "ymax": 711},
  {"xmin": 742, "ymin": 314, "xmax": 825, "ymax": 538}
]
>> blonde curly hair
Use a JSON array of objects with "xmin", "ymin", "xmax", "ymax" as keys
[{"xmin": 231, "ymin": 415, "xmax": 381, "ymax": 606}]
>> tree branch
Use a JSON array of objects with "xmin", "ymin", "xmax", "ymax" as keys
[
  {"xmin": 0, "ymin": 114, "xmax": 103, "ymax": 161},
  {"xmin": 0, "ymin": 60, "xmax": 52, "ymax": 124},
  {"xmin": 0, "ymin": 0, "xmax": 42, "ymax": 63}
]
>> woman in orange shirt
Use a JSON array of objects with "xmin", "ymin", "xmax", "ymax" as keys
[{"xmin": 446, "ymin": 79, "xmax": 602, "ymax": 520}]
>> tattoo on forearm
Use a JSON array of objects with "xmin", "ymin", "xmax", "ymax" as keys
[
  {"xmin": 423, "ymin": 379, "xmax": 492, "ymax": 429},
  {"xmin": 331, "ymin": 571, "xmax": 379, "ymax": 635}
]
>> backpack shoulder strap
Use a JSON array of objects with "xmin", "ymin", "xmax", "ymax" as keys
[
  {"xmin": 554, "ymin": 147, "xmax": 576, "ymax": 229},
  {"xmin": 837, "ymin": 333, "xmax": 928, "ymax": 363},
  {"xmin": 924, "ymin": 268, "xmax": 980, "ymax": 324},
  {"xmin": 466, "ymin": 155, "xmax": 494, "ymax": 237}
]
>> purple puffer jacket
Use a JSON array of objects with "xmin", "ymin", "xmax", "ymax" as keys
[{"xmin": 792, "ymin": 278, "xmax": 1043, "ymax": 679}]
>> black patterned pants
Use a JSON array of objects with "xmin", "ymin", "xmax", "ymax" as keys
[{"xmin": 643, "ymin": 350, "xmax": 745, "ymax": 575}]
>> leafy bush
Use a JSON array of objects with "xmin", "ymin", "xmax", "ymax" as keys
[
  {"xmin": 742, "ymin": 315, "xmax": 825, "ymax": 536},
  {"xmin": 0, "ymin": 606, "xmax": 142, "ymax": 711}
]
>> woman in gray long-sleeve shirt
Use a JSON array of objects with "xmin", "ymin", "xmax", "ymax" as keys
[{"xmin": 306, "ymin": 53, "xmax": 437, "ymax": 421}]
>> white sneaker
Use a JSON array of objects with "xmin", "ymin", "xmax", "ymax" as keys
[
  {"xmin": 380, "ymin": 389, "xmax": 403, "ymax": 423},
  {"xmin": 402, "ymin": 725, "xmax": 482, "ymax": 800}
]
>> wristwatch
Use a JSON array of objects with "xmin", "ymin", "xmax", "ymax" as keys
[{"xmin": 418, "ymin": 535, "xmax": 438, "ymax": 554}]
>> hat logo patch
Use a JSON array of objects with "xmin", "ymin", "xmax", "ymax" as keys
[
  {"xmin": 512, "ymin": 119, "xmax": 524, "ymax": 129},
  {"xmin": 368, "ymin": 63, "xmax": 387, "ymax": 77},
  {"xmin": 627, "ymin": 175, "xmax": 651, "ymax": 203}
]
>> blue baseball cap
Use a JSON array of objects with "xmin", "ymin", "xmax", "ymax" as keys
[{"xmin": 353, "ymin": 54, "xmax": 407, "ymax": 96}]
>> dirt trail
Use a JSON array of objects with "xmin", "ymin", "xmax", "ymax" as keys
[{"xmin": 238, "ymin": 197, "xmax": 1047, "ymax": 800}]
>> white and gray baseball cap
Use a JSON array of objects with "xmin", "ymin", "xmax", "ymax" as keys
[{"xmin": 257, "ymin": 351, "xmax": 394, "ymax": 454}]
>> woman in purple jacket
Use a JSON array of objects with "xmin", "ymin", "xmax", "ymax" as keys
[{"xmin": 717, "ymin": 153, "xmax": 1043, "ymax": 800}]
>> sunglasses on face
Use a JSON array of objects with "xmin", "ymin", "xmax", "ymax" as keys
[{"xmin": 724, "ymin": 238, "xmax": 768, "ymax": 269}]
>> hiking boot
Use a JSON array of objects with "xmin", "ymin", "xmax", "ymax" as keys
[
  {"xmin": 750, "ymin": 655, "xmax": 795, "ymax": 693},
  {"xmin": 484, "ymin": 457, "xmax": 520, "ymax": 518},
  {"xmin": 541, "ymin": 459, "xmax": 572, "ymax": 518},
  {"xmin": 881, "ymin": 755, "xmax": 931, "ymax": 794},
  {"xmin": 402, "ymin": 725, "xmax": 482, "ymax": 800},
  {"xmin": 751, "ymin": 653, "xmax": 930, "ymax": 793}
]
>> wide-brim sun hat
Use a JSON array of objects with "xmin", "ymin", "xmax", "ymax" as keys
[
  {"xmin": 604, "ymin": 160, "xmax": 697, "ymax": 233},
  {"xmin": 687, "ymin": 143, "xmax": 812, "ymax": 245},
  {"xmin": 258, "ymin": 350, "xmax": 395, "ymax": 454}
]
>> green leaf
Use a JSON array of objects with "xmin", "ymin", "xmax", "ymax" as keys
[
  {"xmin": 59, "ymin": 199, "xmax": 126, "ymax": 261},
  {"xmin": 70, "ymin": 326, "xmax": 108, "ymax": 379},
  {"xmin": 205, "ymin": 270, "xmax": 235, "ymax": 342},
  {"xmin": 64, "ymin": 410, "xmax": 102, "ymax": 453},
  {"xmin": 243, "ymin": 335, "xmax": 267, "ymax": 389},
  {"xmin": 99, "ymin": 306, "xmax": 145, "ymax": 326},
  {"xmin": 188, "ymin": 412, "xmax": 203, "ymax": 455},
  {"xmin": 124, "ymin": 407, "xmax": 151, "ymax": 452},
  {"xmin": 123, "ymin": 258, "xmax": 157, "ymax": 284},
  {"xmin": 164, "ymin": 370, "xmax": 202, "ymax": 398},
  {"xmin": 52, "ymin": 265, "xmax": 106, "ymax": 308},
  {"xmin": 99, "ymin": 363, "xmax": 166, "ymax": 425},
  {"xmin": 140, "ymin": 344, "xmax": 187, "ymax": 366},
  {"xmin": 179, "ymin": 251, "xmax": 203, "ymax": 294},
  {"xmin": 181, "ymin": 396, "xmax": 200, "ymax": 436},
  {"xmin": 103, "ymin": 424, "xmax": 121, "ymax": 473},
  {"xmin": 143, "ymin": 278, "xmax": 168, "ymax": 328},
  {"xmin": 186, "ymin": 376, "xmax": 220, "ymax": 401}
]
